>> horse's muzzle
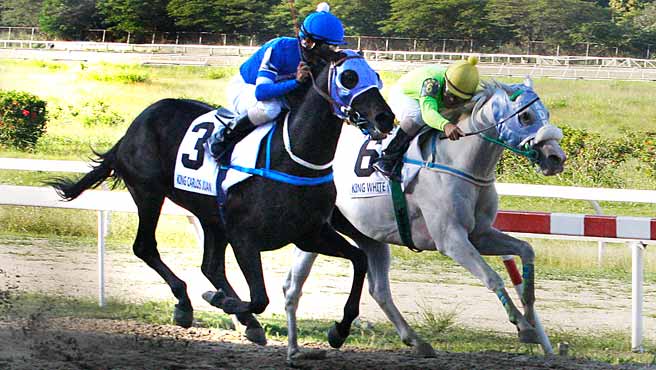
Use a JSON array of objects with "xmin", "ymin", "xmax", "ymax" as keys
[
  {"xmin": 535, "ymin": 139, "xmax": 567, "ymax": 176},
  {"xmin": 375, "ymin": 111, "xmax": 395, "ymax": 134}
]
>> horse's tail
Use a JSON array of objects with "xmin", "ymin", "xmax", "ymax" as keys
[{"xmin": 48, "ymin": 139, "xmax": 123, "ymax": 201}]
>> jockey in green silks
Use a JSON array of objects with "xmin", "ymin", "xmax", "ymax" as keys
[{"xmin": 373, "ymin": 56, "xmax": 480, "ymax": 181}]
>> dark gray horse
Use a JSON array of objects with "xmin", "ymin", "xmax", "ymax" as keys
[
  {"xmin": 283, "ymin": 79, "xmax": 566, "ymax": 360},
  {"xmin": 50, "ymin": 50, "xmax": 394, "ymax": 350}
]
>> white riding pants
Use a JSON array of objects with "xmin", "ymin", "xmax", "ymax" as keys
[
  {"xmin": 227, "ymin": 74, "xmax": 286, "ymax": 125},
  {"xmin": 388, "ymin": 85, "xmax": 426, "ymax": 136}
]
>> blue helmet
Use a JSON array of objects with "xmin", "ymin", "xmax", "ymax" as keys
[{"xmin": 299, "ymin": 11, "xmax": 347, "ymax": 45}]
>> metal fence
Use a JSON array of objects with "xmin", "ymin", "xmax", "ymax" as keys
[{"xmin": 2, "ymin": 26, "xmax": 653, "ymax": 59}]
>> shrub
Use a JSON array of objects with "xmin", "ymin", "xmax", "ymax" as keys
[
  {"xmin": 79, "ymin": 100, "xmax": 124, "ymax": 127},
  {"xmin": 497, "ymin": 124, "xmax": 652, "ymax": 186},
  {"xmin": 0, "ymin": 90, "xmax": 47, "ymax": 149}
]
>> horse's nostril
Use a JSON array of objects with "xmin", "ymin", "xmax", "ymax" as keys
[
  {"xmin": 548, "ymin": 155, "xmax": 562, "ymax": 166},
  {"xmin": 376, "ymin": 112, "xmax": 395, "ymax": 131}
]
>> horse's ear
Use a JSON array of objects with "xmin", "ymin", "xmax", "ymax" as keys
[
  {"xmin": 332, "ymin": 50, "xmax": 347, "ymax": 62},
  {"xmin": 523, "ymin": 76, "xmax": 534, "ymax": 89}
]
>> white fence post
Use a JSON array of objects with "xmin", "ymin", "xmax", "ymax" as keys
[
  {"xmin": 97, "ymin": 210, "xmax": 107, "ymax": 307},
  {"xmin": 631, "ymin": 241, "xmax": 645, "ymax": 352}
]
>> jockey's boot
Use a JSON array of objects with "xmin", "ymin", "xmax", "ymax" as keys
[
  {"xmin": 373, "ymin": 128, "xmax": 413, "ymax": 182},
  {"xmin": 210, "ymin": 113, "xmax": 257, "ymax": 161}
]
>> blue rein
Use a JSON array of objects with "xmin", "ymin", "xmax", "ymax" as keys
[{"xmin": 220, "ymin": 124, "xmax": 334, "ymax": 186}]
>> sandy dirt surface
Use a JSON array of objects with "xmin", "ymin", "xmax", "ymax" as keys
[
  {"xmin": 0, "ymin": 236, "xmax": 655, "ymax": 369},
  {"xmin": 0, "ymin": 318, "xmax": 650, "ymax": 370}
]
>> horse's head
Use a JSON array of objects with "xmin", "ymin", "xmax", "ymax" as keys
[
  {"xmin": 312, "ymin": 49, "xmax": 395, "ymax": 139},
  {"xmin": 475, "ymin": 79, "xmax": 566, "ymax": 176}
]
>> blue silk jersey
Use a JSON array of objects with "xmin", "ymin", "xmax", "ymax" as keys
[{"xmin": 239, "ymin": 37, "xmax": 301, "ymax": 84}]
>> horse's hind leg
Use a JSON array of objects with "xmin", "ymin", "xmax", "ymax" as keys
[
  {"xmin": 357, "ymin": 241, "xmax": 435, "ymax": 357},
  {"xmin": 128, "ymin": 186, "xmax": 193, "ymax": 327},
  {"xmin": 282, "ymin": 248, "xmax": 327, "ymax": 363},
  {"xmin": 295, "ymin": 223, "xmax": 368, "ymax": 349},
  {"xmin": 200, "ymin": 225, "xmax": 266, "ymax": 345},
  {"xmin": 331, "ymin": 209, "xmax": 434, "ymax": 357}
]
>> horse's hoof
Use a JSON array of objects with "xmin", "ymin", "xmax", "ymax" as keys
[
  {"xmin": 518, "ymin": 327, "xmax": 541, "ymax": 344},
  {"xmin": 327, "ymin": 323, "xmax": 348, "ymax": 349},
  {"xmin": 202, "ymin": 290, "xmax": 224, "ymax": 308},
  {"xmin": 202, "ymin": 290, "xmax": 249, "ymax": 314},
  {"xmin": 173, "ymin": 304, "xmax": 193, "ymax": 328},
  {"xmin": 245, "ymin": 326, "xmax": 267, "ymax": 346},
  {"xmin": 413, "ymin": 342, "xmax": 436, "ymax": 358},
  {"xmin": 221, "ymin": 297, "xmax": 250, "ymax": 314}
]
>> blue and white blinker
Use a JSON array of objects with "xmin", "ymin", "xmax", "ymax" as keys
[
  {"xmin": 328, "ymin": 50, "xmax": 383, "ymax": 119},
  {"xmin": 496, "ymin": 86, "xmax": 549, "ymax": 148}
]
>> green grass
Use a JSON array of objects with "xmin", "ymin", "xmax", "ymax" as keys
[
  {"xmin": 389, "ymin": 239, "xmax": 656, "ymax": 283},
  {"xmin": 1, "ymin": 292, "xmax": 653, "ymax": 366}
]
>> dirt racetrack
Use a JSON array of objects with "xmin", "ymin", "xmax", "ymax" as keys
[
  {"xmin": 0, "ymin": 317, "xmax": 650, "ymax": 370},
  {"xmin": 0, "ymin": 235, "xmax": 654, "ymax": 369}
]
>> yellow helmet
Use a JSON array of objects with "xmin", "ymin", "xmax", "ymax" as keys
[{"xmin": 445, "ymin": 56, "xmax": 480, "ymax": 100}]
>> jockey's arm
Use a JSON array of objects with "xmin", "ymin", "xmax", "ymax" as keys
[
  {"xmin": 418, "ymin": 77, "xmax": 450, "ymax": 131},
  {"xmin": 253, "ymin": 45, "xmax": 301, "ymax": 102},
  {"xmin": 419, "ymin": 94, "xmax": 450, "ymax": 131},
  {"xmin": 254, "ymin": 76, "xmax": 299, "ymax": 101}
]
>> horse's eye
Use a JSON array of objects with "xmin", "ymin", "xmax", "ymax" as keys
[
  {"xmin": 519, "ymin": 111, "xmax": 532, "ymax": 125},
  {"xmin": 340, "ymin": 70, "xmax": 359, "ymax": 89}
]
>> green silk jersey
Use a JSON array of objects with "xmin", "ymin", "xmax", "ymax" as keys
[{"xmin": 397, "ymin": 65, "xmax": 450, "ymax": 130}]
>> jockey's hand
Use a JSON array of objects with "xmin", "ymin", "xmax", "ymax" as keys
[
  {"xmin": 296, "ymin": 62, "xmax": 311, "ymax": 83},
  {"xmin": 444, "ymin": 123, "xmax": 465, "ymax": 140}
]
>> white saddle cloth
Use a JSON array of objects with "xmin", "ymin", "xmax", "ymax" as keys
[{"xmin": 173, "ymin": 109, "xmax": 273, "ymax": 196}]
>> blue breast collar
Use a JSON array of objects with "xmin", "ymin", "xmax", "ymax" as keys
[{"xmin": 220, "ymin": 124, "xmax": 334, "ymax": 186}]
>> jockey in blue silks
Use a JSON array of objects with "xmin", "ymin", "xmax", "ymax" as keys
[{"xmin": 209, "ymin": 4, "xmax": 347, "ymax": 159}]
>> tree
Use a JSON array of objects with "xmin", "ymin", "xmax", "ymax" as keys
[
  {"xmin": 265, "ymin": 0, "xmax": 318, "ymax": 37},
  {"xmin": 167, "ymin": 0, "xmax": 222, "ymax": 32},
  {"xmin": 96, "ymin": 0, "xmax": 174, "ymax": 33},
  {"xmin": 214, "ymin": 0, "xmax": 278, "ymax": 34},
  {"xmin": 39, "ymin": 0, "xmax": 100, "ymax": 40},
  {"xmin": 610, "ymin": 0, "xmax": 643, "ymax": 14},
  {"xmin": 486, "ymin": 0, "xmax": 610, "ymax": 45},
  {"xmin": 381, "ymin": 0, "xmax": 488, "ymax": 40},
  {"xmin": 1, "ymin": 0, "xmax": 43, "ymax": 26},
  {"xmin": 329, "ymin": 0, "xmax": 391, "ymax": 36}
]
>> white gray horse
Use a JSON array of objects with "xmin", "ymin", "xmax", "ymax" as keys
[{"xmin": 282, "ymin": 78, "xmax": 566, "ymax": 361}]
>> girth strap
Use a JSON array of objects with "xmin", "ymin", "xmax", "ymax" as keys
[{"xmin": 390, "ymin": 180, "xmax": 421, "ymax": 252}]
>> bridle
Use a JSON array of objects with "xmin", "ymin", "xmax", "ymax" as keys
[
  {"xmin": 441, "ymin": 90, "xmax": 542, "ymax": 162},
  {"xmin": 307, "ymin": 54, "xmax": 381, "ymax": 136}
]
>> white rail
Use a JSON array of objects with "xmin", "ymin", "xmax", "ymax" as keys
[{"xmin": 0, "ymin": 158, "xmax": 652, "ymax": 350}]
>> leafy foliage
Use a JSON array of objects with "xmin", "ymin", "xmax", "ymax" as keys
[
  {"xmin": 0, "ymin": 0, "xmax": 44, "ymax": 26},
  {"xmin": 97, "ymin": 0, "xmax": 174, "ymax": 33},
  {"xmin": 38, "ymin": 0, "xmax": 100, "ymax": 40},
  {"xmin": 0, "ymin": 90, "xmax": 47, "ymax": 150},
  {"xmin": 497, "ymin": 124, "xmax": 656, "ymax": 187}
]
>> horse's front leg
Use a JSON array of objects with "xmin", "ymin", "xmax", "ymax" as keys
[
  {"xmin": 469, "ymin": 227, "xmax": 553, "ymax": 354},
  {"xmin": 200, "ymin": 226, "xmax": 266, "ymax": 345},
  {"xmin": 431, "ymin": 224, "xmax": 540, "ymax": 345},
  {"xmin": 295, "ymin": 223, "xmax": 368, "ymax": 350}
]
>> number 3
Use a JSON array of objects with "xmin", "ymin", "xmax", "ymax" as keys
[{"xmin": 182, "ymin": 121, "xmax": 215, "ymax": 170}]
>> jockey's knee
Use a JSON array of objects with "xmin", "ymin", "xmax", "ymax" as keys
[{"xmin": 249, "ymin": 102, "xmax": 282, "ymax": 125}]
